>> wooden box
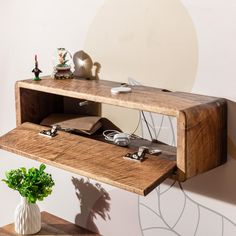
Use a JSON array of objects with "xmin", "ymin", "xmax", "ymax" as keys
[{"xmin": 0, "ymin": 77, "xmax": 227, "ymax": 196}]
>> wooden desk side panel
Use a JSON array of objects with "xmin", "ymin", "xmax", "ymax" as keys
[
  {"xmin": 15, "ymin": 82, "xmax": 21, "ymax": 126},
  {"xmin": 176, "ymin": 111, "xmax": 187, "ymax": 180},
  {"xmin": 15, "ymin": 84, "xmax": 64, "ymax": 126},
  {"xmin": 177, "ymin": 99, "xmax": 227, "ymax": 179}
]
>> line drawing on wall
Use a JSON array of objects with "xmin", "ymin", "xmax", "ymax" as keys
[
  {"xmin": 128, "ymin": 78, "xmax": 236, "ymax": 236},
  {"xmin": 139, "ymin": 181, "xmax": 236, "ymax": 236},
  {"xmin": 137, "ymin": 109, "xmax": 236, "ymax": 236}
]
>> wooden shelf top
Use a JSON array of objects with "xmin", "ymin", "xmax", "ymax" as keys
[
  {"xmin": 0, "ymin": 122, "xmax": 176, "ymax": 196},
  {"xmin": 16, "ymin": 77, "xmax": 221, "ymax": 116},
  {"xmin": 0, "ymin": 211, "xmax": 99, "ymax": 235}
]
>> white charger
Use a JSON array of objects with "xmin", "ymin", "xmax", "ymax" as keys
[
  {"xmin": 111, "ymin": 86, "xmax": 131, "ymax": 95},
  {"xmin": 113, "ymin": 133, "xmax": 130, "ymax": 147},
  {"xmin": 103, "ymin": 130, "xmax": 130, "ymax": 147}
]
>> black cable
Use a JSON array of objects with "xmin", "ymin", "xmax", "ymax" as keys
[{"xmin": 141, "ymin": 111, "xmax": 154, "ymax": 141}]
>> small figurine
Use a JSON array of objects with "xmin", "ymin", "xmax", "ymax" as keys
[
  {"xmin": 73, "ymin": 50, "xmax": 101, "ymax": 80},
  {"xmin": 32, "ymin": 55, "xmax": 42, "ymax": 81},
  {"xmin": 52, "ymin": 48, "xmax": 73, "ymax": 79}
]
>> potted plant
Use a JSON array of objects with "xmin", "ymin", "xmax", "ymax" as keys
[{"xmin": 2, "ymin": 164, "xmax": 55, "ymax": 235}]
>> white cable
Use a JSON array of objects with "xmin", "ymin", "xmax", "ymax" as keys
[{"xmin": 102, "ymin": 130, "xmax": 121, "ymax": 142}]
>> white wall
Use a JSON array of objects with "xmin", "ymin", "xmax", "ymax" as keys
[{"xmin": 1, "ymin": 1, "xmax": 236, "ymax": 235}]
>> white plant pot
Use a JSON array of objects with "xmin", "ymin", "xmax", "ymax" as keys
[{"xmin": 14, "ymin": 197, "xmax": 41, "ymax": 235}]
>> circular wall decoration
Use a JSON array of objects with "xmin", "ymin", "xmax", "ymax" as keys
[{"xmin": 84, "ymin": 0, "xmax": 198, "ymax": 92}]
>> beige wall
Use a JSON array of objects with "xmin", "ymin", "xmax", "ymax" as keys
[
  {"xmin": 85, "ymin": 0, "xmax": 198, "ymax": 91},
  {"xmin": 1, "ymin": 0, "xmax": 236, "ymax": 235},
  {"xmin": 84, "ymin": 0, "xmax": 198, "ymax": 135}
]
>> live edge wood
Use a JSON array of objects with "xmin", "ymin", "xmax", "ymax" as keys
[
  {"xmin": 0, "ymin": 211, "xmax": 99, "ymax": 235},
  {"xmin": 0, "ymin": 77, "xmax": 227, "ymax": 195}
]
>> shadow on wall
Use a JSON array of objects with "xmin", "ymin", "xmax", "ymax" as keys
[
  {"xmin": 181, "ymin": 100, "xmax": 236, "ymax": 205},
  {"xmin": 72, "ymin": 177, "xmax": 111, "ymax": 234}
]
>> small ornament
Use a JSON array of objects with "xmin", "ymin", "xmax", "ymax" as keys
[
  {"xmin": 73, "ymin": 50, "xmax": 101, "ymax": 80},
  {"xmin": 32, "ymin": 55, "xmax": 42, "ymax": 81},
  {"xmin": 52, "ymin": 48, "xmax": 73, "ymax": 79}
]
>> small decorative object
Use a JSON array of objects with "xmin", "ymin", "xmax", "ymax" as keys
[
  {"xmin": 32, "ymin": 55, "xmax": 42, "ymax": 81},
  {"xmin": 52, "ymin": 48, "xmax": 73, "ymax": 79},
  {"xmin": 73, "ymin": 50, "xmax": 101, "ymax": 80},
  {"xmin": 2, "ymin": 164, "xmax": 55, "ymax": 235}
]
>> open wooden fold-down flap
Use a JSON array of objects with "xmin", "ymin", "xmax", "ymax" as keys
[{"xmin": 0, "ymin": 122, "xmax": 176, "ymax": 196}]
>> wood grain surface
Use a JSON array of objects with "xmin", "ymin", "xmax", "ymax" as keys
[
  {"xmin": 16, "ymin": 77, "xmax": 220, "ymax": 116},
  {"xmin": 9, "ymin": 76, "xmax": 228, "ymax": 189},
  {"xmin": 0, "ymin": 211, "xmax": 99, "ymax": 235},
  {"xmin": 0, "ymin": 123, "xmax": 176, "ymax": 196},
  {"xmin": 177, "ymin": 99, "xmax": 227, "ymax": 178}
]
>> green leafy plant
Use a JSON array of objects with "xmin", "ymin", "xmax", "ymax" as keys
[{"xmin": 2, "ymin": 164, "xmax": 55, "ymax": 204}]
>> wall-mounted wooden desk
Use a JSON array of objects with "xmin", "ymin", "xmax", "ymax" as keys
[{"xmin": 0, "ymin": 77, "xmax": 227, "ymax": 196}]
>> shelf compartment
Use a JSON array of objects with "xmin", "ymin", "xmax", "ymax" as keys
[
  {"xmin": 0, "ymin": 122, "xmax": 176, "ymax": 196},
  {"xmin": 16, "ymin": 85, "xmax": 101, "ymax": 126}
]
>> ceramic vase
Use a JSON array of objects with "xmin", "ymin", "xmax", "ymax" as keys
[{"xmin": 14, "ymin": 197, "xmax": 41, "ymax": 235}]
